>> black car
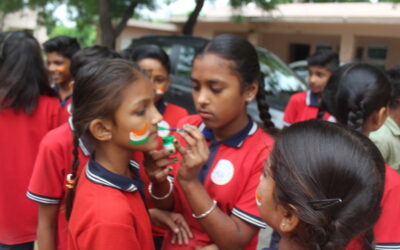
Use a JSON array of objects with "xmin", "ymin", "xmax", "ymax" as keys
[{"xmin": 127, "ymin": 35, "xmax": 306, "ymax": 128}]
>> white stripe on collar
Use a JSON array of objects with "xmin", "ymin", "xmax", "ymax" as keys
[{"xmin": 306, "ymin": 90, "xmax": 311, "ymax": 106}]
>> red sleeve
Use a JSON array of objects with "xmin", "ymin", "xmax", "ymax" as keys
[
  {"xmin": 232, "ymin": 147, "xmax": 270, "ymax": 228},
  {"xmin": 374, "ymin": 166, "xmax": 400, "ymax": 246},
  {"xmin": 27, "ymin": 129, "xmax": 66, "ymax": 204},
  {"xmin": 283, "ymin": 93, "xmax": 300, "ymax": 125},
  {"xmin": 76, "ymin": 224, "xmax": 142, "ymax": 250}
]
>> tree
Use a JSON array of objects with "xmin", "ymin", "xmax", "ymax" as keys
[
  {"xmin": 0, "ymin": 0, "xmax": 155, "ymax": 49},
  {"xmin": 179, "ymin": 0, "xmax": 303, "ymax": 35},
  {"xmin": 65, "ymin": 0, "xmax": 155, "ymax": 48}
]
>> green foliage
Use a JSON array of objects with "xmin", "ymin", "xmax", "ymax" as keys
[{"xmin": 49, "ymin": 25, "xmax": 96, "ymax": 47}]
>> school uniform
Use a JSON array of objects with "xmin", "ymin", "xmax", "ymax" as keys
[
  {"xmin": 283, "ymin": 91, "xmax": 331, "ymax": 125},
  {"xmin": 26, "ymin": 118, "xmax": 90, "ymax": 250},
  {"xmin": 0, "ymin": 96, "xmax": 65, "ymax": 245},
  {"xmin": 346, "ymin": 165, "xmax": 400, "ymax": 250},
  {"xmin": 67, "ymin": 159, "xmax": 154, "ymax": 250},
  {"xmin": 161, "ymin": 115, "xmax": 274, "ymax": 250}
]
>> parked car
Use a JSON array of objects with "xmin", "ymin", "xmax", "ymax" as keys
[
  {"xmin": 127, "ymin": 35, "xmax": 307, "ymax": 129},
  {"xmin": 288, "ymin": 60, "xmax": 309, "ymax": 83}
]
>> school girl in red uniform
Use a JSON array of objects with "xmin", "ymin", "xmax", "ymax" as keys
[
  {"xmin": 283, "ymin": 50, "xmax": 338, "ymax": 125},
  {"xmin": 0, "ymin": 31, "xmax": 66, "ymax": 250},
  {"xmin": 66, "ymin": 59, "xmax": 166, "ymax": 250},
  {"xmin": 26, "ymin": 45, "xmax": 120, "ymax": 250},
  {"xmin": 321, "ymin": 63, "xmax": 400, "ymax": 249},
  {"xmin": 125, "ymin": 44, "xmax": 189, "ymax": 135},
  {"xmin": 145, "ymin": 34, "xmax": 275, "ymax": 249},
  {"xmin": 257, "ymin": 120, "xmax": 385, "ymax": 250}
]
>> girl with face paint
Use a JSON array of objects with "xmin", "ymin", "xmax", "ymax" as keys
[
  {"xmin": 65, "ymin": 59, "xmax": 163, "ymax": 250},
  {"xmin": 124, "ymin": 44, "xmax": 189, "ymax": 137}
]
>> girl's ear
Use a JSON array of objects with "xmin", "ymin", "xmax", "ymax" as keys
[
  {"xmin": 368, "ymin": 107, "xmax": 388, "ymax": 132},
  {"xmin": 88, "ymin": 119, "xmax": 113, "ymax": 141},
  {"xmin": 278, "ymin": 204, "xmax": 300, "ymax": 233},
  {"xmin": 244, "ymin": 81, "xmax": 259, "ymax": 103}
]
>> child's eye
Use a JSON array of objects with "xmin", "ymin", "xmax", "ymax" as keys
[
  {"xmin": 135, "ymin": 109, "xmax": 146, "ymax": 116},
  {"xmin": 192, "ymin": 84, "xmax": 200, "ymax": 91},
  {"xmin": 211, "ymin": 88, "xmax": 222, "ymax": 94}
]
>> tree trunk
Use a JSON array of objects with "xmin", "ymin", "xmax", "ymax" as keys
[
  {"xmin": 181, "ymin": 0, "xmax": 205, "ymax": 35},
  {"xmin": 99, "ymin": 0, "xmax": 114, "ymax": 48},
  {"xmin": 98, "ymin": 0, "xmax": 138, "ymax": 49}
]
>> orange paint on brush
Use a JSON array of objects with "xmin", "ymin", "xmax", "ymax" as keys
[{"xmin": 255, "ymin": 192, "xmax": 262, "ymax": 206}]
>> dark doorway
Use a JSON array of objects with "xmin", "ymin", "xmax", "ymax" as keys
[{"xmin": 289, "ymin": 43, "xmax": 310, "ymax": 62}]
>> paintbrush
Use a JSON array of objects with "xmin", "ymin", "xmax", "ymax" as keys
[{"xmin": 158, "ymin": 126, "xmax": 185, "ymax": 133}]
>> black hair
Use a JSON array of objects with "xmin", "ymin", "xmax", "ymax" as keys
[
  {"xmin": 43, "ymin": 36, "xmax": 81, "ymax": 59},
  {"xmin": 321, "ymin": 63, "xmax": 391, "ymax": 132},
  {"xmin": 123, "ymin": 44, "xmax": 171, "ymax": 74},
  {"xmin": 269, "ymin": 120, "xmax": 385, "ymax": 250},
  {"xmin": 0, "ymin": 31, "xmax": 56, "ymax": 114},
  {"xmin": 65, "ymin": 59, "xmax": 143, "ymax": 220},
  {"xmin": 70, "ymin": 45, "xmax": 121, "ymax": 78},
  {"xmin": 195, "ymin": 34, "xmax": 276, "ymax": 134},
  {"xmin": 307, "ymin": 50, "xmax": 339, "ymax": 73},
  {"xmin": 386, "ymin": 66, "xmax": 400, "ymax": 109}
]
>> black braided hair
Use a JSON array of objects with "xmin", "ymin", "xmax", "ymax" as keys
[
  {"xmin": 196, "ymin": 34, "xmax": 277, "ymax": 134},
  {"xmin": 321, "ymin": 63, "xmax": 391, "ymax": 133},
  {"xmin": 65, "ymin": 128, "xmax": 80, "ymax": 220},
  {"xmin": 257, "ymin": 76, "xmax": 278, "ymax": 135}
]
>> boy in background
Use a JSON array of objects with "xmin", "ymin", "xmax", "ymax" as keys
[
  {"xmin": 43, "ymin": 36, "xmax": 80, "ymax": 107},
  {"xmin": 283, "ymin": 50, "xmax": 339, "ymax": 125}
]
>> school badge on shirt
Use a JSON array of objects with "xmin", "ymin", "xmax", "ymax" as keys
[{"xmin": 211, "ymin": 159, "xmax": 234, "ymax": 185}]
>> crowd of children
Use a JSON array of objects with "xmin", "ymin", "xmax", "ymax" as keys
[{"xmin": 0, "ymin": 29, "xmax": 399, "ymax": 250}]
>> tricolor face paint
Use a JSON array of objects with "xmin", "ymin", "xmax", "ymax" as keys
[
  {"xmin": 156, "ymin": 86, "xmax": 166, "ymax": 95},
  {"xmin": 129, "ymin": 123, "xmax": 150, "ymax": 145},
  {"xmin": 256, "ymin": 191, "xmax": 262, "ymax": 207}
]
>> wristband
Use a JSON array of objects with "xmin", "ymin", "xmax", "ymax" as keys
[
  {"xmin": 192, "ymin": 200, "xmax": 217, "ymax": 219},
  {"xmin": 148, "ymin": 177, "xmax": 173, "ymax": 200}
]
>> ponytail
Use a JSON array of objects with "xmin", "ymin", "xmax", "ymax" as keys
[
  {"xmin": 65, "ymin": 128, "xmax": 80, "ymax": 220},
  {"xmin": 347, "ymin": 108, "xmax": 364, "ymax": 132},
  {"xmin": 256, "ymin": 76, "xmax": 278, "ymax": 135}
]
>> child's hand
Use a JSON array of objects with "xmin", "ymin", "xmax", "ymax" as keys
[
  {"xmin": 176, "ymin": 124, "xmax": 209, "ymax": 183},
  {"xmin": 148, "ymin": 208, "xmax": 193, "ymax": 245},
  {"xmin": 143, "ymin": 150, "xmax": 177, "ymax": 184}
]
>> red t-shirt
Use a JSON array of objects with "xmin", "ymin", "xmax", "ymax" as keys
[
  {"xmin": 0, "ymin": 96, "xmax": 66, "ymax": 244},
  {"xmin": 161, "ymin": 115, "xmax": 274, "ymax": 250},
  {"xmin": 27, "ymin": 119, "xmax": 90, "ymax": 250},
  {"xmin": 67, "ymin": 159, "xmax": 154, "ymax": 250},
  {"xmin": 283, "ymin": 91, "xmax": 332, "ymax": 125},
  {"xmin": 346, "ymin": 165, "xmax": 400, "ymax": 249}
]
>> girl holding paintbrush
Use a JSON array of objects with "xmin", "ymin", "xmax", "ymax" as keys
[{"xmin": 145, "ymin": 34, "xmax": 276, "ymax": 250}]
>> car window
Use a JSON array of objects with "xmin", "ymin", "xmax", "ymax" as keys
[{"xmin": 257, "ymin": 48, "xmax": 307, "ymax": 110}]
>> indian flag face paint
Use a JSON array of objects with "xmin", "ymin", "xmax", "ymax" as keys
[
  {"xmin": 129, "ymin": 123, "xmax": 150, "ymax": 145},
  {"xmin": 156, "ymin": 86, "xmax": 166, "ymax": 95},
  {"xmin": 255, "ymin": 191, "xmax": 262, "ymax": 207}
]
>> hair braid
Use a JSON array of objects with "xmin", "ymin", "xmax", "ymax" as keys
[
  {"xmin": 347, "ymin": 107, "xmax": 364, "ymax": 132},
  {"xmin": 65, "ymin": 128, "xmax": 81, "ymax": 220},
  {"xmin": 256, "ymin": 77, "xmax": 278, "ymax": 135}
]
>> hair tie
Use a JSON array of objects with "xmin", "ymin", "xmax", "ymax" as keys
[
  {"xmin": 308, "ymin": 198, "xmax": 342, "ymax": 211},
  {"xmin": 66, "ymin": 173, "xmax": 76, "ymax": 189}
]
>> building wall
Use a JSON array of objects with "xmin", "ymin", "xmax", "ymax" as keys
[
  {"xmin": 189, "ymin": 21, "xmax": 400, "ymax": 68},
  {"xmin": 2, "ymin": 9, "xmax": 47, "ymax": 43}
]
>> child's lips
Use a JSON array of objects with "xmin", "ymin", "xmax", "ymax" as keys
[{"xmin": 199, "ymin": 111, "xmax": 213, "ymax": 119}]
